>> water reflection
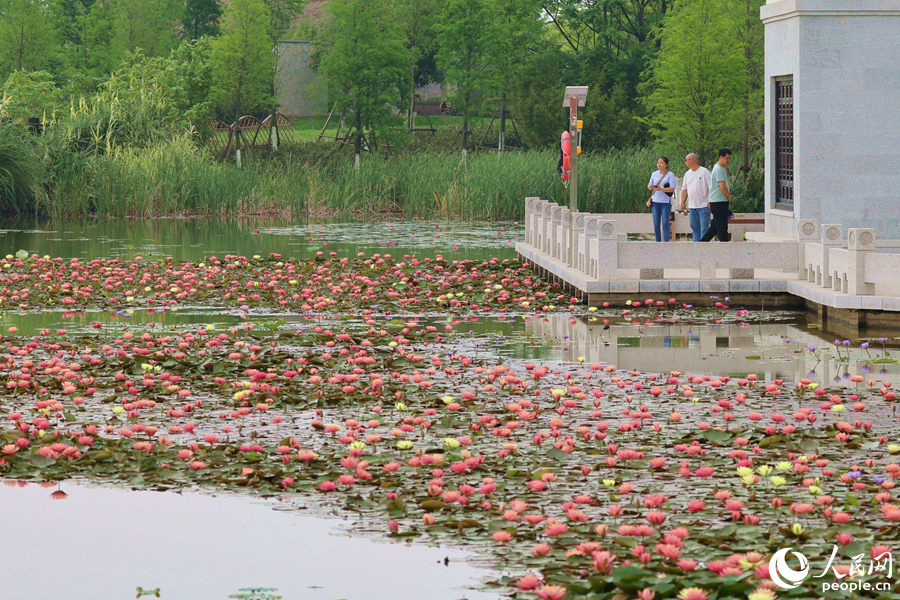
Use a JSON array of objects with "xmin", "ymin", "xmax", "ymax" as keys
[
  {"xmin": 1, "ymin": 480, "xmax": 497, "ymax": 600},
  {"xmin": 0, "ymin": 217, "xmax": 522, "ymax": 263},
  {"xmin": 524, "ymin": 313, "xmax": 898, "ymax": 385}
]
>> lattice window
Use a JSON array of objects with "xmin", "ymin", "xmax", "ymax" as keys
[{"xmin": 775, "ymin": 77, "xmax": 794, "ymax": 210}]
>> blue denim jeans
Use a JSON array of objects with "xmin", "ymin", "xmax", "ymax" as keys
[
  {"xmin": 689, "ymin": 206, "xmax": 711, "ymax": 242},
  {"xmin": 651, "ymin": 202, "xmax": 672, "ymax": 242}
]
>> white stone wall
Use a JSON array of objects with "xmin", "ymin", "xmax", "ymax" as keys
[{"xmin": 762, "ymin": 0, "xmax": 900, "ymax": 239}]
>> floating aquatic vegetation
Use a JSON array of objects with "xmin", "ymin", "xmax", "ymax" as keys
[{"xmin": 0, "ymin": 253, "xmax": 899, "ymax": 599}]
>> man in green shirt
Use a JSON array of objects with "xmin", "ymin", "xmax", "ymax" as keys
[{"xmin": 701, "ymin": 148, "xmax": 732, "ymax": 242}]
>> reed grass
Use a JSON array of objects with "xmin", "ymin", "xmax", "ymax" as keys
[
  {"xmin": 40, "ymin": 133, "xmax": 763, "ymax": 219},
  {"xmin": 48, "ymin": 136, "xmax": 308, "ymax": 217},
  {"xmin": 304, "ymin": 147, "xmax": 677, "ymax": 220}
]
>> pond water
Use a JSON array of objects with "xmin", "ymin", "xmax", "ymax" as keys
[
  {"xmin": 0, "ymin": 216, "xmax": 522, "ymax": 264},
  {"xmin": 2, "ymin": 479, "xmax": 498, "ymax": 600},
  {"xmin": 0, "ymin": 216, "xmax": 895, "ymax": 385},
  {"xmin": 2, "ymin": 216, "xmax": 899, "ymax": 599}
]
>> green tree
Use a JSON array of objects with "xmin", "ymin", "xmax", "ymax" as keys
[
  {"xmin": 644, "ymin": 0, "xmax": 744, "ymax": 166},
  {"xmin": 0, "ymin": 0, "xmax": 59, "ymax": 76},
  {"xmin": 435, "ymin": 0, "xmax": 503, "ymax": 155},
  {"xmin": 724, "ymin": 0, "xmax": 765, "ymax": 178},
  {"xmin": 181, "ymin": 0, "xmax": 222, "ymax": 40},
  {"xmin": 541, "ymin": 0, "xmax": 671, "ymax": 147},
  {"xmin": 53, "ymin": 0, "xmax": 115, "ymax": 83},
  {"xmin": 264, "ymin": 0, "xmax": 306, "ymax": 44},
  {"xmin": 317, "ymin": 0, "xmax": 409, "ymax": 162},
  {"xmin": 209, "ymin": 0, "xmax": 273, "ymax": 123},
  {"xmin": 395, "ymin": 0, "xmax": 440, "ymax": 129},
  {"xmin": 111, "ymin": 0, "xmax": 179, "ymax": 62},
  {"xmin": 492, "ymin": 0, "xmax": 545, "ymax": 150},
  {"xmin": 101, "ymin": 38, "xmax": 213, "ymax": 125},
  {"xmin": 508, "ymin": 47, "xmax": 567, "ymax": 149}
]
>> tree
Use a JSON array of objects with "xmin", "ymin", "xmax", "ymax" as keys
[
  {"xmin": 180, "ymin": 0, "xmax": 222, "ymax": 40},
  {"xmin": 209, "ymin": 0, "xmax": 273, "ymax": 123},
  {"xmin": 0, "ymin": 0, "xmax": 59, "ymax": 76},
  {"xmin": 644, "ymin": 0, "xmax": 745, "ymax": 166},
  {"xmin": 492, "ymin": 0, "xmax": 544, "ymax": 151},
  {"xmin": 264, "ymin": 0, "xmax": 306, "ymax": 44},
  {"xmin": 541, "ymin": 0, "xmax": 671, "ymax": 146},
  {"xmin": 111, "ymin": 0, "xmax": 179, "ymax": 62},
  {"xmin": 724, "ymin": 0, "xmax": 765, "ymax": 178},
  {"xmin": 395, "ymin": 0, "xmax": 441, "ymax": 130},
  {"xmin": 508, "ymin": 47, "xmax": 567, "ymax": 149},
  {"xmin": 435, "ymin": 0, "xmax": 504, "ymax": 156},
  {"xmin": 317, "ymin": 0, "xmax": 409, "ymax": 163},
  {"xmin": 52, "ymin": 0, "xmax": 115, "ymax": 83}
]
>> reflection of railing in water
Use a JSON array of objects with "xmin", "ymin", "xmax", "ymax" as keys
[{"xmin": 524, "ymin": 313, "xmax": 897, "ymax": 385}]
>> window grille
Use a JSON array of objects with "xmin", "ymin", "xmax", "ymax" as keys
[{"xmin": 775, "ymin": 78, "xmax": 794, "ymax": 210}]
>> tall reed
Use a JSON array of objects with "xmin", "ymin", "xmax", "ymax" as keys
[
  {"xmin": 49, "ymin": 136, "xmax": 308, "ymax": 217},
  {"xmin": 305, "ymin": 148, "xmax": 664, "ymax": 220},
  {"xmin": 42, "ymin": 139, "xmax": 763, "ymax": 219}
]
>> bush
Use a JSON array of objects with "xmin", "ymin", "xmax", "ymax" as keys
[
  {"xmin": 0, "ymin": 123, "xmax": 45, "ymax": 213},
  {"xmin": 0, "ymin": 70, "xmax": 63, "ymax": 123}
]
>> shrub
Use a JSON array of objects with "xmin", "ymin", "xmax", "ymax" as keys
[{"xmin": 0, "ymin": 123, "xmax": 45, "ymax": 213}]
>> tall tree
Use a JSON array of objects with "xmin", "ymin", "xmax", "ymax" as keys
[
  {"xmin": 180, "ymin": 0, "xmax": 222, "ymax": 40},
  {"xmin": 317, "ymin": 0, "xmax": 408, "ymax": 163},
  {"xmin": 111, "ymin": 0, "xmax": 179, "ymax": 62},
  {"xmin": 493, "ymin": 0, "xmax": 544, "ymax": 151},
  {"xmin": 724, "ymin": 0, "xmax": 765, "ymax": 178},
  {"xmin": 209, "ymin": 0, "xmax": 273, "ymax": 123},
  {"xmin": 541, "ymin": 0, "xmax": 671, "ymax": 145},
  {"xmin": 644, "ymin": 0, "xmax": 744, "ymax": 165},
  {"xmin": 53, "ymin": 0, "xmax": 115, "ymax": 82},
  {"xmin": 395, "ymin": 0, "xmax": 441, "ymax": 130},
  {"xmin": 0, "ymin": 0, "xmax": 58, "ymax": 76},
  {"xmin": 508, "ymin": 47, "xmax": 567, "ymax": 149},
  {"xmin": 264, "ymin": 0, "xmax": 306, "ymax": 44},
  {"xmin": 435, "ymin": 0, "xmax": 504, "ymax": 156}
]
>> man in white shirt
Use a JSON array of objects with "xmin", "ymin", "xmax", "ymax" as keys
[{"xmin": 679, "ymin": 153, "xmax": 711, "ymax": 242}]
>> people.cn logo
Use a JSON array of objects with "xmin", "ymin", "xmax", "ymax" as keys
[{"xmin": 769, "ymin": 548, "xmax": 811, "ymax": 589}]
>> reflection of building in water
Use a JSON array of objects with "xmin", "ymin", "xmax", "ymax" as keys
[{"xmin": 524, "ymin": 314, "xmax": 896, "ymax": 386}]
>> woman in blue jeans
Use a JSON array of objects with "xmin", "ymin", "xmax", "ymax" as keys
[{"xmin": 646, "ymin": 157, "xmax": 677, "ymax": 242}]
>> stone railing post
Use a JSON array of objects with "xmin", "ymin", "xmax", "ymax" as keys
[
  {"xmin": 550, "ymin": 205, "xmax": 565, "ymax": 259},
  {"xmin": 572, "ymin": 212, "xmax": 586, "ymax": 272},
  {"xmin": 594, "ymin": 221, "xmax": 619, "ymax": 279},
  {"xmin": 542, "ymin": 203, "xmax": 554, "ymax": 254},
  {"xmin": 797, "ymin": 219, "xmax": 819, "ymax": 280},
  {"xmin": 582, "ymin": 216, "xmax": 602, "ymax": 276},
  {"xmin": 558, "ymin": 207, "xmax": 571, "ymax": 261},
  {"xmin": 819, "ymin": 224, "xmax": 843, "ymax": 288},
  {"xmin": 534, "ymin": 200, "xmax": 550, "ymax": 251},
  {"xmin": 524, "ymin": 197, "xmax": 539, "ymax": 245},
  {"xmin": 846, "ymin": 228, "xmax": 875, "ymax": 295}
]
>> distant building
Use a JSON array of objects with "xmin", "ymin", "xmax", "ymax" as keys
[{"xmin": 276, "ymin": 41, "xmax": 327, "ymax": 117}]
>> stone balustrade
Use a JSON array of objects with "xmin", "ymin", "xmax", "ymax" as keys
[
  {"xmin": 802, "ymin": 221, "xmax": 900, "ymax": 297},
  {"xmin": 522, "ymin": 199, "xmax": 900, "ymax": 298}
]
